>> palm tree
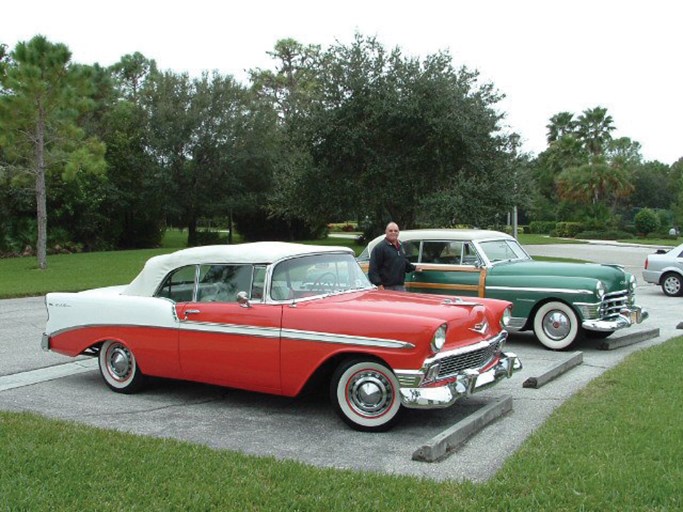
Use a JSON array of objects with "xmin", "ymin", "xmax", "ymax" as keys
[
  {"xmin": 546, "ymin": 111, "xmax": 577, "ymax": 143},
  {"xmin": 577, "ymin": 106, "xmax": 615, "ymax": 156}
]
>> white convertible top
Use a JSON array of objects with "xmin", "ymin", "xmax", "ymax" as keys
[{"xmin": 123, "ymin": 242, "xmax": 353, "ymax": 296}]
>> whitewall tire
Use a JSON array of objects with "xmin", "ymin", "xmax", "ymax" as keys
[
  {"xmin": 98, "ymin": 340, "xmax": 146, "ymax": 394},
  {"xmin": 533, "ymin": 301, "xmax": 580, "ymax": 350},
  {"xmin": 330, "ymin": 359, "xmax": 402, "ymax": 432}
]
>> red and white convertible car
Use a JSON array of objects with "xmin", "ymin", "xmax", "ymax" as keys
[{"xmin": 43, "ymin": 242, "xmax": 521, "ymax": 431}]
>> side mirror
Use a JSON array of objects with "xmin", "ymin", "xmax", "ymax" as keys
[{"xmin": 236, "ymin": 291, "xmax": 251, "ymax": 308}]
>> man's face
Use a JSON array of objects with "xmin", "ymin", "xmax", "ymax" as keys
[{"xmin": 385, "ymin": 223, "xmax": 399, "ymax": 244}]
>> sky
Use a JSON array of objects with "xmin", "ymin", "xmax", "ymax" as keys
[{"xmin": 2, "ymin": 0, "xmax": 681, "ymax": 164}]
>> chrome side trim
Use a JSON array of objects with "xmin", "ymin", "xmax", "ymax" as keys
[
  {"xmin": 180, "ymin": 321, "xmax": 414, "ymax": 349},
  {"xmin": 51, "ymin": 319, "xmax": 416, "ymax": 351},
  {"xmin": 179, "ymin": 321, "xmax": 279, "ymax": 338},
  {"xmin": 280, "ymin": 328, "xmax": 415, "ymax": 349},
  {"xmin": 486, "ymin": 285, "xmax": 594, "ymax": 295},
  {"xmin": 441, "ymin": 297, "xmax": 482, "ymax": 307}
]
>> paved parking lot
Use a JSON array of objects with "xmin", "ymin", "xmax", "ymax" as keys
[{"xmin": 0, "ymin": 243, "xmax": 680, "ymax": 482}]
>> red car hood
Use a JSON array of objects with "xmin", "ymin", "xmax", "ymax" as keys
[{"xmin": 287, "ymin": 289, "xmax": 508, "ymax": 349}]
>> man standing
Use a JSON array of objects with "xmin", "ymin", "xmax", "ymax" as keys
[{"xmin": 368, "ymin": 222, "xmax": 419, "ymax": 291}]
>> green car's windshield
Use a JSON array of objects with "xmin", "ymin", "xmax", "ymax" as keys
[{"xmin": 479, "ymin": 239, "xmax": 531, "ymax": 264}]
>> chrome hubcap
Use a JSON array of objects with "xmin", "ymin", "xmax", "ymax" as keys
[
  {"xmin": 543, "ymin": 310, "xmax": 571, "ymax": 341},
  {"xmin": 107, "ymin": 345, "xmax": 132, "ymax": 381},
  {"xmin": 348, "ymin": 371, "xmax": 393, "ymax": 417}
]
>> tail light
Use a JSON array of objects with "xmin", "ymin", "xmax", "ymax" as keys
[{"xmin": 644, "ymin": 258, "xmax": 649, "ymax": 269}]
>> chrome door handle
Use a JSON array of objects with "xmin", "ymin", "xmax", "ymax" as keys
[{"xmin": 184, "ymin": 309, "xmax": 200, "ymax": 319}]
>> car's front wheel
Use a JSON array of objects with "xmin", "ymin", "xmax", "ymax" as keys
[
  {"xmin": 661, "ymin": 272, "xmax": 683, "ymax": 297},
  {"xmin": 533, "ymin": 301, "xmax": 580, "ymax": 350},
  {"xmin": 98, "ymin": 340, "xmax": 146, "ymax": 393},
  {"xmin": 330, "ymin": 358, "xmax": 402, "ymax": 432}
]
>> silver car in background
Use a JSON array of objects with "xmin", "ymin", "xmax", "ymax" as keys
[{"xmin": 643, "ymin": 242, "xmax": 683, "ymax": 296}]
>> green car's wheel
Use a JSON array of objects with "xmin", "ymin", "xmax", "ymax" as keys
[{"xmin": 533, "ymin": 301, "xmax": 580, "ymax": 350}]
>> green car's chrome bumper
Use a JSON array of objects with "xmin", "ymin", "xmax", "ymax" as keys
[{"xmin": 582, "ymin": 305, "xmax": 648, "ymax": 332}]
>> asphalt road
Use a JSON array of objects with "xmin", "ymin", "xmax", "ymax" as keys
[{"xmin": 0, "ymin": 242, "xmax": 680, "ymax": 482}]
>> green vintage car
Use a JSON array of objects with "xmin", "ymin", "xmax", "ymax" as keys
[{"xmin": 358, "ymin": 229, "xmax": 648, "ymax": 350}]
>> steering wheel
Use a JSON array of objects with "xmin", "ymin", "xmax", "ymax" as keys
[{"xmin": 312, "ymin": 272, "xmax": 337, "ymax": 292}]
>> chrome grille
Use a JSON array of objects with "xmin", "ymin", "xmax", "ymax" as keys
[
  {"xmin": 437, "ymin": 337, "xmax": 502, "ymax": 379},
  {"xmin": 601, "ymin": 290, "xmax": 630, "ymax": 318}
]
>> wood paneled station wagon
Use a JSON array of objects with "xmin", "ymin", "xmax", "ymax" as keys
[
  {"xmin": 43, "ymin": 242, "xmax": 521, "ymax": 432},
  {"xmin": 359, "ymin": 230, "xmax": 648, "ymax": 350}
]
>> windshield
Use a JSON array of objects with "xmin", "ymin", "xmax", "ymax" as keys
[
  {"xmin": 270, "ymin": 253, "xmax": 372, "ymax": 300},
  {"xmin": 479, "ymin": 239, "xmax": 531, "ymax": 264}
]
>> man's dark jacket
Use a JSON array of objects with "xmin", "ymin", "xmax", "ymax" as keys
[{"xmin": 368, "ymin": 238, "xmax": 416, "ymax": 287}]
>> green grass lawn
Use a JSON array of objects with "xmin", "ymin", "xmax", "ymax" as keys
[{"xmin": 2, "ymin": 336, "xmax": 680, "ymax": 511}]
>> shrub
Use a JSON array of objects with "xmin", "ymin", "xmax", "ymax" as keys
[
  {"xmin": 489, "ymin": 224, "xmax": 525, "ymax": 235},
  {"xmin": 194, "ymin": 230, "xmax": 222, "ymax": 246},
  {"xmin": 634, "ymin": 208, "xmax": 660, "ymax": 236},
  {"xmin": 554, "ymin": 222, "xmax": 584, "ymax": 238},
  {"xmin": 527, "ymin": 221, "xmax": 557, "ymax": 234},
  {"xmin": 234, "ymin": 207, "xmax": 328, "ymax": 241},
  {"xmin": 575, "ymin": 230, "xmax": 633, "ymax": 241}
]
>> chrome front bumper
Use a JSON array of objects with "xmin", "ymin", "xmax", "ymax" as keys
[
  {"xmin": 398, "ymin": 352, "xmax": 522, "ymax": 409},
  {"xmin": 582, "ymin": 305, "xmax": 648, "ymax": 332}
]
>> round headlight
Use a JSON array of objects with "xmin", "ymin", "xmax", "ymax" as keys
[
  {"xmin": 431, "ymin": 324, "xmax": 447, "ymax": 353},
  {"xmin": 596, "ymin": 281, "xmax": 605, "ymax": 299},
  {"xmin": 501, "ymin": 306, "xmax": 512, "ymax": 328},
  {"xmin": 629, "ymin": 274, "xmax": 637, "ymax": 291}
]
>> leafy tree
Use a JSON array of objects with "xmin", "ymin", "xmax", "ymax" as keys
[
  {"xmin": 110, "ymin": 52, "xmax": 156, "ymax": 101},
  {"xmin": 80, "ymin": 53, "xmax": 167, "ymax": 249},
  {"xmin": 0, "ymin": 36, "xmax": 105, "ymax": 268},
  {"xmin": 283, "ymin": 34, "xmax": 521, "ymax": 231},
  {"xmin": 249, "ymin": 39, "xmax": 322, "ymax": 124},
  {"xmin": 249, "ymin": 39, "xmax": 329, "ymax": 236},
  {"xmin": 670, "ymin": 158, "xmax": 683, "ymax": 229},
  {"xmin": 628, "ymin": 160, "xmax": 675, "ymax": 211},
  {"xmin": 144, "ymin": 70, "xmax": 277, "ymax": 245}
]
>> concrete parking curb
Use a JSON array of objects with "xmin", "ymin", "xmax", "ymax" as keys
[
  {"xmin": 411, "ymin": 395, "xmax": 513, "ymax": 463},
  {"xmin": 0, "ymin": 358, "xmax": 97, "ymax": 392},
  {"xmin": 598, "ymin": 328, "xmax": 660, "ymax": 350},
  {"xmin": 523, "ymin": 351, "xmax": 583, "ymax": 389}
]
